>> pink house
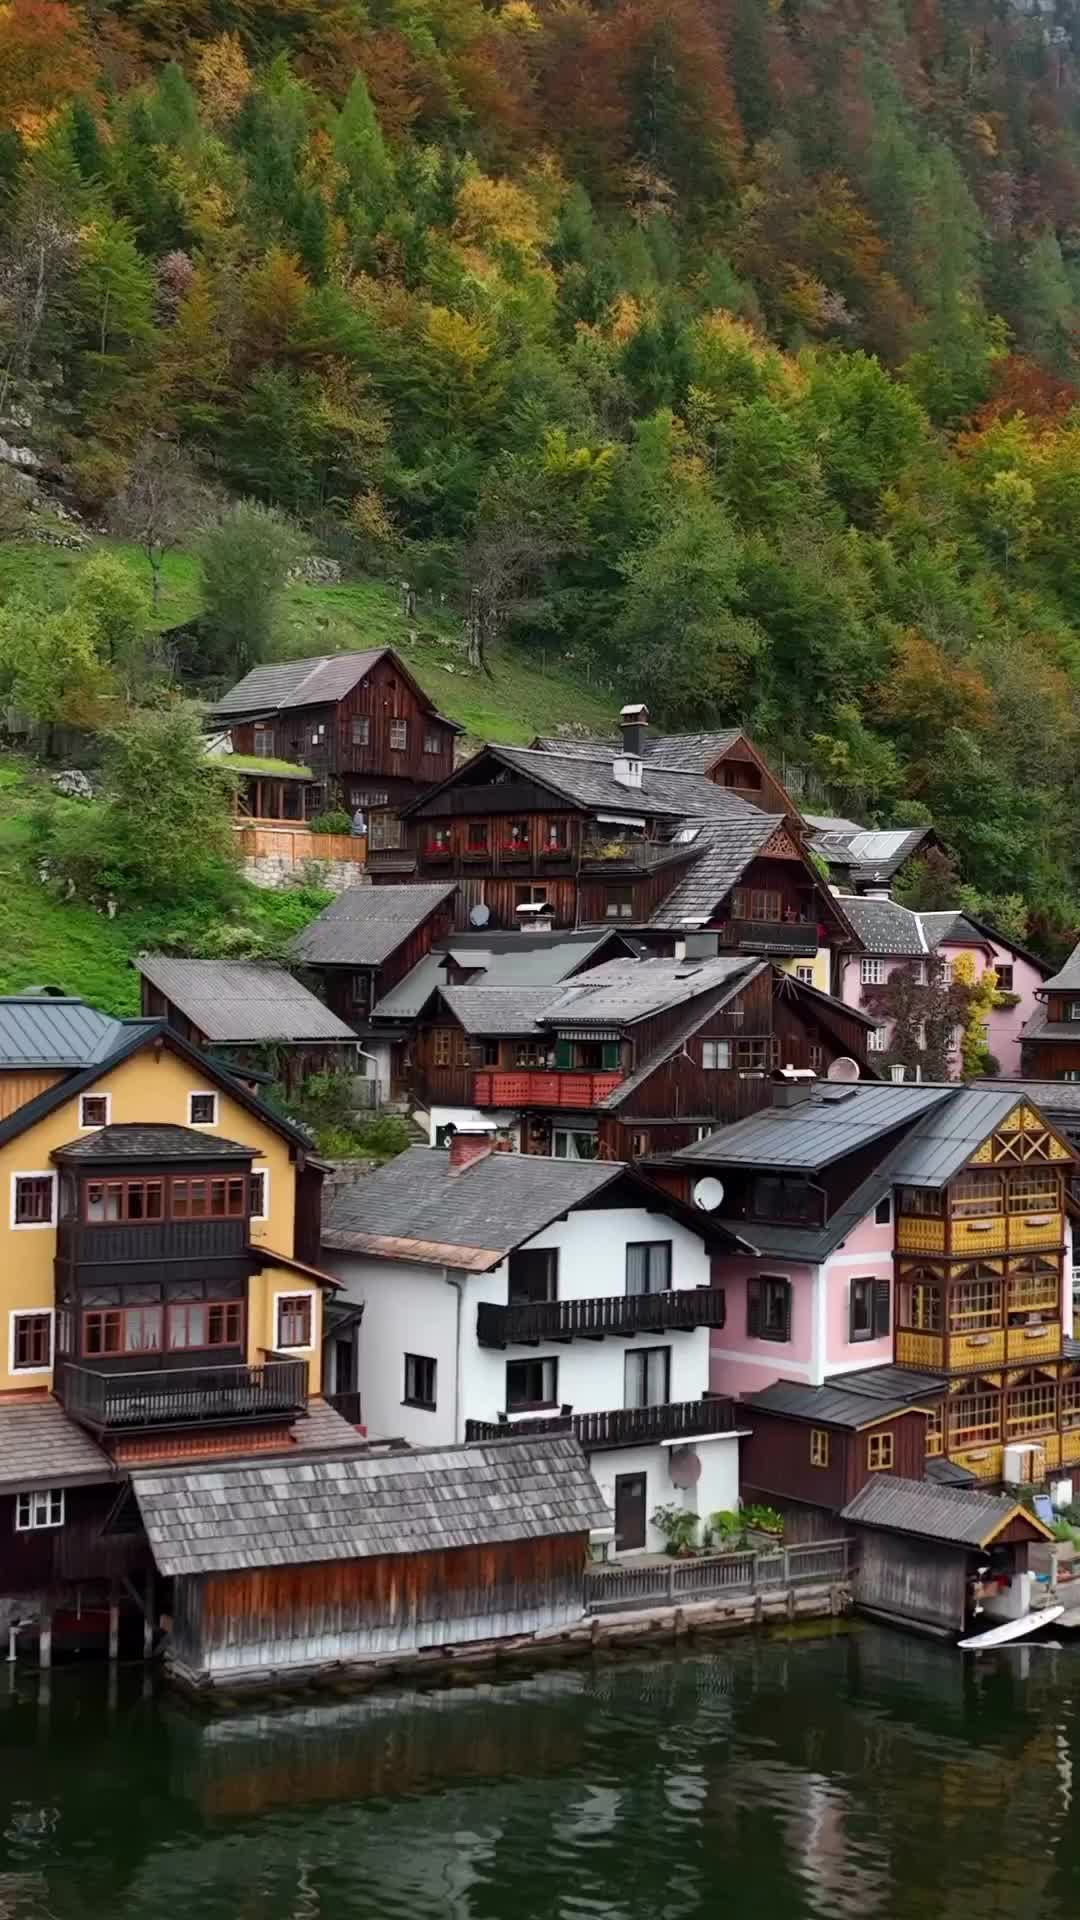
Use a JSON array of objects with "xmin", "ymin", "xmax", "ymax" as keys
[{"xmin": 834, "ymin": 900, "xmax": 1047, "ymax": 1077}]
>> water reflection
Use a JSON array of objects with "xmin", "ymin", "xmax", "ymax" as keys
[{"xmin": 0, "ymin": 1629, "xmax": 1078, "ymax": 1918}]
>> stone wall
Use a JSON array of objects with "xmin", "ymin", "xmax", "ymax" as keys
[{"xmin": 241, "ymin": 856, "xmax": 371, "ymax": 892}]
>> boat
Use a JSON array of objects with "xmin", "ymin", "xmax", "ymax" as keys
[{"xmin": 958, "ymin": 1605, "xmax": 1065, "ymax": 1651}]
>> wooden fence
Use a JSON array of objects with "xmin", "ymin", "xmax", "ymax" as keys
[
  {"xmin": 586, "ymin": 1538, "xmax": 851, "ymax": 1614},
  {"xmin": 234, "ymin": 823, "xmax": 368, "ymax": 866}
]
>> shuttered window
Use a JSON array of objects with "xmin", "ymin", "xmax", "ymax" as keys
[
  {"xmin": 850, "ymin": 1277, "xmax": 890, "ymax": 1342},
  {"xmin": 747, "ymin": 1276, "xmax": 791, "ymax": 1342}
]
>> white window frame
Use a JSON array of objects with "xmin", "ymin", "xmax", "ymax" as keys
[
  {"xmin": 274, "ymin": 1288, "xmax": 316, "ymax": 1352},
  {"xmin": 188, "ymin": 1090, "xmax": 219, "ymax": 1128},
  {"xmin": 912, "ymin": 961, "xmax": 927, "ymax": 985},
  {"xmin": 10, "ymin": 1171, "xmax": 57, "ymax": 1231},
  {"xmin": 250, "ymin": 1164, "xmax": 270, "ymax": 1222},
  {"xmin": 795, "ymin": 964, "xmax": 815, "ymax": 985},
  {"xmin": 15, "ymin": 1488, "xmax": 64, "ymax": 1532},
  {"xmin": 867, "ymin": 1027, "xmax": 888, "ymax": 1053},
  {"xmin": 389, "ymin": 719, "xmax": 408, "ymax": 752},
  {"xmin": 79, "ymin": 1091, "xmax": 111, "ymax": 1131},
  {"xmin": 861, "ymin": 958, "xmax": 887, "ymax": 986},
  {"xmin": 702, "ymin": 1039, "xmax": 731, "ymax": 1070},
  {"xmin": 9, "ymin": 1307, "xmax": 54, "ymax": 1375}
]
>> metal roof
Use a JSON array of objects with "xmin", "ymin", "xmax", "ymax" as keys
[
  {"xmin": 0, "ymin": 1398, "xmax": 113, "ymax": 1494},
  {"xmin": 886, "ymin": 1088, "xmax": 1037, "ymax": 1189},
  {"xmin": 0, "ymin": 995, "xmax": 130, "ymax": 1068},
  {"xmin": 289, "ymin": 884, "xmax": 456, "ymax": 967},
  {"xmin": 53, "ymin": 1124, "xmax": 257, "ymax": 1162},
  {"xmin": 671, "ymin": 1082, "xmax": 953, "ymax": 1173},
  {"xmin": 832, "ymin": 1364, "xmax": 947, "ymax": 1403},
  {"xmin": 840, "ymin": 1476, "xmax": 1052, "ymax": 1547},
  {"xmin": 1037, "ymin": 937, "xmax": 1080, "ymax": 994},
  {"xmin": 811, "ymin": 826, "xmax": 930, "ymax": 885},
  {"xmin": 740, "ymin": 1380, "xmax": 921, "ymax": 1427},
  {"xmin": 371, "ymin": 932, "xmax": 625, "ymax": 1021},
  {"xmin": 133, "ymin": 1432, "xmax": 611, "ymax": 1576},
  {"xmin": 133, "ymin": 956, "xmax": 358, "ymax": 1045}
]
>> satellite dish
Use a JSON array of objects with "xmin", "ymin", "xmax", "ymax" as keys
[
  {"xmin": 668, "ymin": 1449, "xmax": 702, "ymax": 1489},
  {"xmin": 469, "ymin": 902, "xmax": 491, "ymax": 928},
  {"xmin": 827, "ymin": 1057, "xmax": 860, "ymax": 1083},
  {"xmin": 692, "ymin": 1176, "xmax": 725, "ymax": 1211}
]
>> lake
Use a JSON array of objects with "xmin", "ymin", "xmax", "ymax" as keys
[{"xmin": 1, "ymin": 1625, "xmax": 1078, "ymax": 1918}]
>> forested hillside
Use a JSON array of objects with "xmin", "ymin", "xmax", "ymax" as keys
[{"xmin": 5, "ymin": 0, "xmax": 1080, "ymax": 941}]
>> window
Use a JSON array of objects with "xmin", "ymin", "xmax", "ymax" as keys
[
  {"xmin": 850, "ymin": 1277, "xmax": 890, "ymax": 1342},
  {"xmin": 80, "ymin": 1094, "xmax": 109, "ymax": 1129},
  {"xmin": 951, "ymin": 1270, "xmax": 1002, "ymax": 1332},
  {"xmin": 1062, "ymin": 1372, "xmax": 1080, "ymax": 1431},
  {"xmin": 15, "ymin": 1490, "xmax": 63, "ymax": 1532},
  {"xmin": 1007, "ymin": 1257, "xmax": 1058, "ymax": 1319},
  {"xmin": 731, "ymin": 888, "xmax": 783, "ymax": 921},
  {"xmin": 630, "ymin": 1130, "xmax": 650, "ymax": 1158},
  {"xmin": 867, "ymin": 1433, "xmax": 894, "ymax": 1472},
  {"xmin": 996, "ymin": 964, "xmax": 1014, "ymax": 994},
  {"xmin": 85, "ymin": 1179, "xmax": 165, "ymax": 1223},
  {"xmin": 427, "ymin": 826, "xmax": 452, "ymax": 854},
  {"xmin": 389, "ymin": 719, "xmax": 408, "ymax": 752},
  {"xmin": 513, "ymin": 1041, "xmax": 548, "ymax": 1068},
  {"xmin": 351, "ymin": 715, "xmax": 371, "ymax": 747},
  {"xmin": 169, "ymin": 1178, "xmax": 246, "ymax": 1220},
  {"xmin": 808, "ymin": 1043, "xmax": 823, "ymax": 1069},
  {"xmin": 912, "ymin": 961, "xmax": 927, "ymax": 986},
  {"xmin": 810, "ymin": 1429, "xmax": 830, "ymax": 1468},
  {"xmin": 605, "ymin": 887, "xmax": 634, "ymax": 920},
  {"xmin": 925, "ymin": 1406, "xmax": 943, "ymax": 1457},
  {"xmin": 1005, "ymin": 1378, "xmax": 1057, "ymax": 1437},
  {"xmin": 84, "ymin": 1309, "xmax": 122, "ymax": 1356},
  {"xmin": 506, "ymin": 1356, "xmax": 558, "ymax": 1411},
  {"xmin": 167, "ymin": 1302, "xmax": 243, "ymax": 1350},
  {"xmin": 796, "ymin": 965, "xmax": 815, "ymax": 984},
  {"xmin": 867, "ymin": 1027, "xmax": 887, "ymax": 1053},
  {"xmin": 898, "ymin": 1272, "xmax": 943, "ymax": 1331},
  {"xmin": 250, "ymin": 1169, "xmax": 269, "ymax": 1221},
  {"xmin": 949, "ymin": 1390, "xmax": 1000, "ymax": 1448},
  {"xmin": 736, "ymin": 1039, "xmax": 774, "ymax": 1070},
  {"xmin": 1070, "ymin": 1002, "xmax": 1080, "ymax": 1023},
  {"xmin": 432, "ymin": 1028, "xmax": 467, "ymax": 1069},
  {"xmin": 466, "ymin": 821, "xmax": 489, "ymax": 852},
  {"xmin": 950, "ymin": 1170, "xmax": 1003, "ymax": 1217},
  {"xmin": 861, "ymin": 958, "xmax": 886, "ymax": 986},
  {"xmin": 752, "ymin": 1177, "xmax": 820, "ymax": 1224},
  {"xmin": 423, "ymin": 727, "xmax": 441, "ymax": 755},
  {"xmin": 515, "ymin": 884, "xmax": 550, "ymax": 910},
  {"xmin": 12, "ymin": 1174, "xmax": 55, "ymax": 1228},
  {"xmin": 11, "ymin": 1311, "xmax": 52, "ymax": 1372},
  {"xmin": 702, "ymin": 1040, "xmax": 731, "ymax": 1070},
  {"xmin": 253, "ymin": 724, "xmax": 275, "ymax": 757},
  {"xmin": 899, "ymin": 1186, "xmax": 943, "ymax": 1216},
  {"xmin": 747, "ymin": 1276, "xmax": 792, "ymax": 1342},
  {"xmin": 404, "ymin": 1352, "xmax": 437, "ymax": 1408},
  {"xmin": 189, "ymin": 1091, "xmax": 218, "ymax": 1127},
  {"xmin": 84, "ymin": 1306, "xmax": 162, "ymax": 1355},
  {"xmin": 55, "ymin": 1308, "xmax": 72, "ymax": 1356},
  {"xmin": 1006, "ymin": 1170, "xmax": 1058, "ymax": 1215},
  {"xmin": 507, "ymin": 819, "xmax": 529, "ymax": 850},
  {"xmin": 552, "ymin": 1128, "xmax": 598, "ymax": 1160},
  {"xmin": 276, "ymin": 1294, "xmax": 313, "ymax": 1349},
  {"xmin": 508, "ymin": 1248, "xmax": 558, "ymax": 1304},
  {"xmin": 626, "ymin": 1241, "xmax": 672, "ymax": 1295},
  {"xmin": 874, "ymin": 1196, "xmax": 892, "ymax": 1225},
  {"xmin": 544, "ymin": 818, "xmax": 568, "ymax": 850},
  {"xmin": 624, "ymin": 1346, "xmax": 671, "ymax": 1408},
  {"xmin": 309, "ymin": 722, "xmax": 326, "ymax": 746}
]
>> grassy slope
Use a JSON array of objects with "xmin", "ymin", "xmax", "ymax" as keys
[{"xmin": 0, "ymin": 535, "xmax": 617, "ymax": 1011}]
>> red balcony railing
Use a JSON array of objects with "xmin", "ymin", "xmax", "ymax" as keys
[{"xmin": 473, "ymin": 1069, "xmax": 624, "ymax": 1109}]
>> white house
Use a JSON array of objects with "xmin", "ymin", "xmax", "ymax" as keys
[{"xmin": 321, "ymin": 1132, "xmax": 747, "ymax": 1554}]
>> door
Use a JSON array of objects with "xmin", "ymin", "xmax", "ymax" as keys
[
  {"xmin": 614, "ymin": 1472, "xmax": 647, "ymax": 1552},
  {"xmin": 332, "ymin": 1335, "xmax": 355, "ymax": 1395}
]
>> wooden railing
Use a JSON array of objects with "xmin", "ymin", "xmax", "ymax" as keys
[
  {"xmin": 476, "ymin": 1286, "xmax": 726, "ymax": 1348},
  {"xmin": 717, "ymin": 919, "xmax": 819, "ymax": 955},
  {"xmin": 324, "ymin": 1390, "xmax": 364, "ymax": 1426},
  {"xmin": 61, "ymin": 1358, "xmax": 308, "ymax": 1433},
  {"xmin": 234, "ymin": 823, "xmax": 367, "ymax": 866},
  {"xmin": 586, "ymin": 1539, "xmax": 851, "ymax": 1613},
  {"xmin": 580, "ymin": 839, "xmax": 682, "ymax": 871},
  {"xmin": 57, "ymin": 1219, "xmax": 249, "ymax": 1267},
  {"xmin": 465, "ymin": 1395, "xmax": 738, "ymax": 1450},
  {"xmin": 473, "ymin": 1069, "xmax": 624, "ymax": 1109}
]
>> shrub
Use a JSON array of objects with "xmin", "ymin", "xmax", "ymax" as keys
[
  {"xmin": 651, "ymin": 1504, "xmax": 699, "ymax": 1555},
  {"xmin": 309, "ymin": 809, "xmax": 354, "ymax": 835}
]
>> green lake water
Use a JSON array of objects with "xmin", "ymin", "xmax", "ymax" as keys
[{"xmin": 1, "ymin": 1625, "xmax": 1078, "ymax": 1918}]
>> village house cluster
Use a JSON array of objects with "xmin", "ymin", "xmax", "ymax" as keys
[{"xmin": 0, "ymin": 652, "xmax": 1074, "ymax": 1679}]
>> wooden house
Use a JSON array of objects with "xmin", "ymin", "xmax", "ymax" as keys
[
  {"xmin": 288, "ymin": 882, "xmax": 457, "ymax": 1033},
  {"xmin": 737, "ymin": 1377, "xmax": 941, "ymax": 1542},
  {"xmin": 131, "ymin": 1432, "xmax": 610, "ymax": 1688},
  {"xmin": 133, "ymin": 956, "xmax": 361, "ymax": 1090},
  {"xmin": 206, "ymin": 648, "xmax": 461, "ymax": 851},
  {"xmin": 805, "ymin": 819, "xmax": 945, "ymax": 895},
  {"xmin": 840, "ymin": 1476, "xmax": 1053, "ymax": 1637},
  {"xmin": 1020, "ymin": 938, "xmax": 1080, "ymax": 1079},
  {"xmin": 531, "ymin": 711, "xmax": 803, "ymax": 820}
]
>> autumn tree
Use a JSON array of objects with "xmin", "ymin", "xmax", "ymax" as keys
[
  {"xmin": 863, "ymin": 955, "xmax": 974, "ymax": 1082},
  {"xmin": 108, "ymin": 439, "xmax": 211, "ymax": 608}
]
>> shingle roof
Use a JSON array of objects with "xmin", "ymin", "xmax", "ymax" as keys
[
  {"xmin": 886, "ymin": 1088, "xmax": 1042, "ymax": 1189},
  {"xmin": 920, "ymin": 911, "xmax": 985, "ymax": 950},
  {"xmin": 840, "ymin": 1476, "xmax": 1052, "ymax": 1547},
  {"xmin": 439, "ymin": 744, "xmax": 763, "ymax": 825},
  {"xmin": 1039, "ymin": 937, "xmax": 1080, "ymax": 993},
  {"xmin": 370, "ymin": 932, "xmax": 621, "ymax": 1021},
  {"xmin": 542, "ymin": 954, "xmax": 754, "ymax": 1027},
  {"xmin": 53, "ymin": 1123, "xmax": 257, "ymax": 1162},
  {"xmin": 321, "ymin": 1146, "xmax": 624, "ymax": 1266},
  {"xmin": 437, "ymin": 986, "xmax": 565, "ymax": 1036},
  {"xmin": 740, "ymin": 1380, "xmax": 919, "ymax": 1427},
  {"xmin": 835, "ymin": 897, "xmax": 927, "ymax": 956},
  {"xmin": 0, "ymin": 1398, "xmax": 113, "ymax": 1493},
  {"xmin": 531, "ymin": 728, "xmax": 745, "ymax": 773},
  {"xmin": 973, "ymin": 1076, "xmax": 1080, "ymax": 1117},
  {"xmin": 133, "ymin": 957, "xmax": 358, "ymax": 1045},
  {"xmin": 645, "ymin": 818, "xmax": 787, "ymax": 928},
  {"xmin": 1017, "ymin": 1005, "xmax": 1080, "ymax": 1044},
  {"xmin": 670, "ymin": 1082, "xmax": 953, "ymax": 1172},
  {"xmin": 601, "ymin": 967, "xmax": 765, "ymax": 1110},
  {"xmin": 0, "ymin": 995, "xmax": 131, "ymax": 1067},
  {"xmin": 133, "ymin": 1432, "xmax": 611, "ymax": 1576},
  {"xmin": 289, "ymin": 884, "xmax": 456, "ymax": 967}
]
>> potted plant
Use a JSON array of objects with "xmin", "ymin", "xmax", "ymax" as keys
[
  {"xmin": 652, "ymin": 1504, "xmax": 700, "ymax": 1557},
  {"xmin": 740, "ymin": 1503, "xmax": 784, "ymax": 1545},
  {"xmin": 704, "ymin": 1509, "xmax": 748, "ymax": 1552}
]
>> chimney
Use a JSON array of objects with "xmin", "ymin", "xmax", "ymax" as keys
[
  {"xmin": 448, "ymin": 1127, "xmax": 496, "ymax": 1174},
  {"xmin": 682, "ymin": 931, "xmax": 719, "ymax": 961},
  {"xmin": 613, "ymin": 754, "xmax": 643, "ymax": 789},
  {"xmin": 620, "ymin": 702, "xmax": 649, "ymax": 758},
  {"xmin": 772, "ymin": 1067, "xmax": 816, "ymax": 1108}
]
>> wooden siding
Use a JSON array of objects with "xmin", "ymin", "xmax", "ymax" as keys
[
  {"xmin": 314, "ymin": 896, "xmax": 456, "ymax": 1028},
  {"xmin": 709, "ymin": 740, "xmax": 798, "ymax": 818},
  {"xmin": 0, "ymin": 1069, "xmax": 64, "ymax": 1118},
  {"xmin": 740, "ymin": 1407, "xmax": 929, "ymax": 1515},
  {"xmin": 853, "ymin": 1530, "xmax": 968, "ymax": 1633},
  {"xmin": 0, "ymin": 1483, "xmax": 148, "ymax": 1602},
  {"xmin": 171, "ymin": 1533, "xmax": 589, "ymax": 1676},
  {"xmin": 1021, "ymin": 1038, "xmax": 1080, "ymax": 1077}
]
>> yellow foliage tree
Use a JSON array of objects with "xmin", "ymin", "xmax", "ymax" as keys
[
  {"xmin": 194, "ymin": 32, "xmax": 252, "ymax": 128},
  {"xmin": 951, "ymin": 952, "xmax": 1000, "ymax": 1077},
  {"xmin": 453, "ymin": 171, "xmax": 548, "ymax": 261}
]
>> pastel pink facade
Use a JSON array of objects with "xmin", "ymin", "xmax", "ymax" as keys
[{"xmin": 835, "ymin": 936, "xmax": 1044, "ymax": 1077}]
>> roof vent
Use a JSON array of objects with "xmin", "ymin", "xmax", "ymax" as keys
[{"xmin": 613, "ymin": 754, "xmax": 643, "ymax": 790}]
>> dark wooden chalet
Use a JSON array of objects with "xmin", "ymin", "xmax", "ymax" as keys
[
  {"xmin": 288, "ymin": 883, "xmax": 458, "ymax": 1027},
  {"xmin": 739, "ymin": 1377, "xmax": 939, "ymax": 1540},
  {"xmin": 132, "ymin": 1432, "xmax": 609, "ymax": 1688},
  {"xmin": 206, "ymin": 648, "xmax": 462, "ymax": 849},
  {"xmin": 1021, "ymin": 937, "xmax": 1080, "ymax": 1079},
  {"xmin": 532, "ymin": 708, "xmax": 803, "ymax": 819},
  {"xmin": 133, "ymin": 956, "xmax": 361, "ymax": 1089}
]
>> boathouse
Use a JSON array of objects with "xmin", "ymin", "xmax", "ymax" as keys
[
  {"xmin": 133, "ymin": 1433, "xmax": 610, "ymax": 1687},
  {"xmin": 841, "ymin": 1476, "xmax": 1053, "ymax": 1638}
]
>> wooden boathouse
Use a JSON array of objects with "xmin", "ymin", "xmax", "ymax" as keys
[{"xmin": 132, "ymin": 1433, "xmax": 610, "ymax": 1688}]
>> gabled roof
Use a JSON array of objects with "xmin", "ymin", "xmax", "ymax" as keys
[
  {"xmin": 541, "ymin": 954, "xmax": 755, "ymax": 1028},
  {"xmin": 0, "ymin": 994, "xmax": 129, "ymax": 1068},
  {"xmin": 407, "ymin": 743, "xmax": 765, "ymax": 825},
  {"xmin": 531, "ymin": 728, "xmax": 746, "ymax": 774},
  {"xmin": 133, "ymin": 1432, "xmax": 610, "ymax": 1577},
  {"xmin": 436, "ymin": 986, "xmax": 564, "ymax": 1037},
  {"xmin": 600, "ymin": 965, "xmax": 767, "ymax": 1111},
  {"xmin": 290, "ymin": 883, "xmax": 457, "ymax": 967},
  {"xmin": 835, "ymin": 897, "xmax": 927, "ymax": 956},
  {"xmin": 840, "ymin": 1476, "xmax": 1053, "ymax": 1547},
  {"xmin": 207, "ymin": 648, "xmax": 462, "ymax": 728},
  {"xmin": 885, "ymin": 1088, "xmax": 1070, "ymax": 1189},
  {"xmin": 0, "ymin": 1398, "xmax": 113, "ymax": 1494},
  {"xmin": 1015, "ymin": 1005, "xmax": 1080, "ymax": 1044},
  {"xmin": 370, "ymin": 931, "xmax": 623, "ymax": 1022},
  {"xmin": 810, "ymin": 825, "xmax": 931, "ymax": 885},
  {"xmin": 1039, "ymin": 936, "xmax": 1080, "ymax": 994},
  {"xmin": 53, "ymin": 1123, "xmax": 257, "ymax": 1162},
  {"xmin": 669, "ymin": 1082, "xmax": 952, "ymax": 1173},
  {"xmin": 643, "ymin": 819, "xmax": 793, "ymax": 929},
  {"xmin": 740, "ymin": 1380, "xmax": 926, "ymax": 1427},
  {"xmin": 133, "ymin": 956, "xmax": 358, "ymax": 1045}
]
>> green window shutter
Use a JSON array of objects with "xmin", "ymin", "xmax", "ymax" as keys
[
  {"xmin": 601, "ymin": 1041, "xmax": 620, "ymax": 1071},
  {"xmin": 554, "ymin": 1037, "xmax": 573, "ymax": 1069}
]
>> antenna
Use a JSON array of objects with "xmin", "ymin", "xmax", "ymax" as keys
[
  {"xmin": 692, "ymin": 1176, "xmax": 725, "ymax": 1211},
  {"xmin": 827, "ymin": 1056, "xmax": 860, "ymax": 1083}
]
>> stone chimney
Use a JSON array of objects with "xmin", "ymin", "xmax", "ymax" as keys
[
  {"xmin": 448, "ymin": 1127, "xmax": 496, "ymax": 1174},
  {"xmin": 620, "ymin": 702, "xmax": 650, "ymax": 758}
]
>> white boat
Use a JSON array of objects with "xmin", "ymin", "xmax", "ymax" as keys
[{"xmin": 958, "ymin": 1605, "xmax": 1065, "ymax": 1651}]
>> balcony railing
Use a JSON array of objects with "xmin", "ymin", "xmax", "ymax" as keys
[
  {"xmin": 324, "ymin": 1389, "xmax": 364, "ymax": 1426},
  {"xmin": 476, "ymin": 1286, "xmax": 726, "ymax": 1348},
  {"xmin": 580, "ymin": 839, "xmax": 682, "ymax": 872},
  {"xmin": 717, "ymin": 919, "xmax": 819, "ymax": 955},
  {"xmin": 60, "ymin": 1358, "xmax": 308, "ymax": 1433},
  {"xmin": 466, "ymin": 1395, "xmax": 738, "ymax": 1450},
  {"xmin": 57, "ymin": 1219, "xmax": 249, "ymax": 1266},
  {"xmin": 473, "ymin": 1068, "xmax": 624, "ymax": 1109}
]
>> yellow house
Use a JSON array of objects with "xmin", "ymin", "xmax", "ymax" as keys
[{"xmin": 0, "ymin": 993, "xmax": 345, "ymax": 1448}]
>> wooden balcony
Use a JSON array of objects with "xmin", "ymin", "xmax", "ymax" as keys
[
  {"xmin": 476, "ymin": 1286, "xmax": 726, "ymax": 1348},
  {"xmin": 57, "ymin": 1219, "xmax": 249, "ymax": 1267},
  {"xmin": 896, "ymin": 1323, "xmax": 1064, "ymax": 1373},
  {"xmin": 580, "ymin": 839, "xmax": 681, "ymax": 873},
  {"xmin": 60, "ymin": 1358, "xmax": 308, "ymax": 1434},
  {"xmin": 465, "ymin": 1394, "xmax": 738, "ymax": 1449},
  {"xmin": 473, "ymin": 1068, "xmax": 624, "ymax": 1109},
  {"xmin": 717, "ymin": 918, "xmax": 819, "ymax": 956}
]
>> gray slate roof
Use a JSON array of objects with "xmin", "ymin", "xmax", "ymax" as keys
[
  {"xmin": 672, "ymin": 1082, "xmax": 952, "ymax": 1172},
  {"xmin": 134, "ymin": 956, "xmax": 358, "ymax": 1044},
  {"xmin": 740, "ymin": 1380, "xmax": 924, "ymax": 1427},
  {"xmin": 54, "ymin": 1123, "xmax": 256, "ymax": 1162},
  {"xmin": 437, "ymin": 986, "xmax": 565, "ymax": 1037},
  {"xmin": 886, "ymin": 1087, "xmax": 1038, "ymax": 1189},
  {"xmin": 601, "ymin": 968, "xmax": 763, "ymax": 1111},
  {"xmin": 322, "ymin": 1146, "xmax": 624, "ymax": 1266},
  {"xmin": 372, "ymin": 932, "xmax": 626, "ymax": 1021},
  {"xmin": 542, "ymin": 954, "xmax": 754, "ymax": 1027},
  {"xmin": 484, "ymin": 744, "xmax": 762, "ymax": 826},
  {"xmin": 1017, "ymin": 1005, "xmax": 1080, "ymax": 1044},
  {"xmin": 133, "ymin": 1432, "xmax": 610, "ymax": 1576},
  {"xmin": 840, "ymin": 1476, "xmax": 1046, "ymax": 1547},
  {"xmin": 1041, "ymin": 938, "xmax": 1080, "ymax": 993},
  {"xmin": 835, "ymin": 897, "xmax": 927, "ymax": 956},
  {"xmin": 290, "ymin": 884, "xmax": 456, "ymax": 967},
  {"xmin": 0, "ymin": 1398, "xmax": 112, "ymax": 1493},
  {"xmin": 207, "ymin": 650, "xmax": 387, "ymax": 721},
  {"xmin": 0, "ymin": 995, "xmax": 130, "ymax": 1067},
  {"xmin": 531, "ymin": 728, "xmax": 745, "ymax": 774},
  {"xmin": 972, "ymin": 1077, "xmax": 1080, "ymax": 1117}
]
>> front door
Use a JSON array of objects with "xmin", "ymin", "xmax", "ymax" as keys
[
  {"xmin": 332, "ymin": 1335, "xmax": 355, "ymax": 1395},
  {"xmin": 614, "ymin": 1472, "xmax": 647, "ymax": 1553}
]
